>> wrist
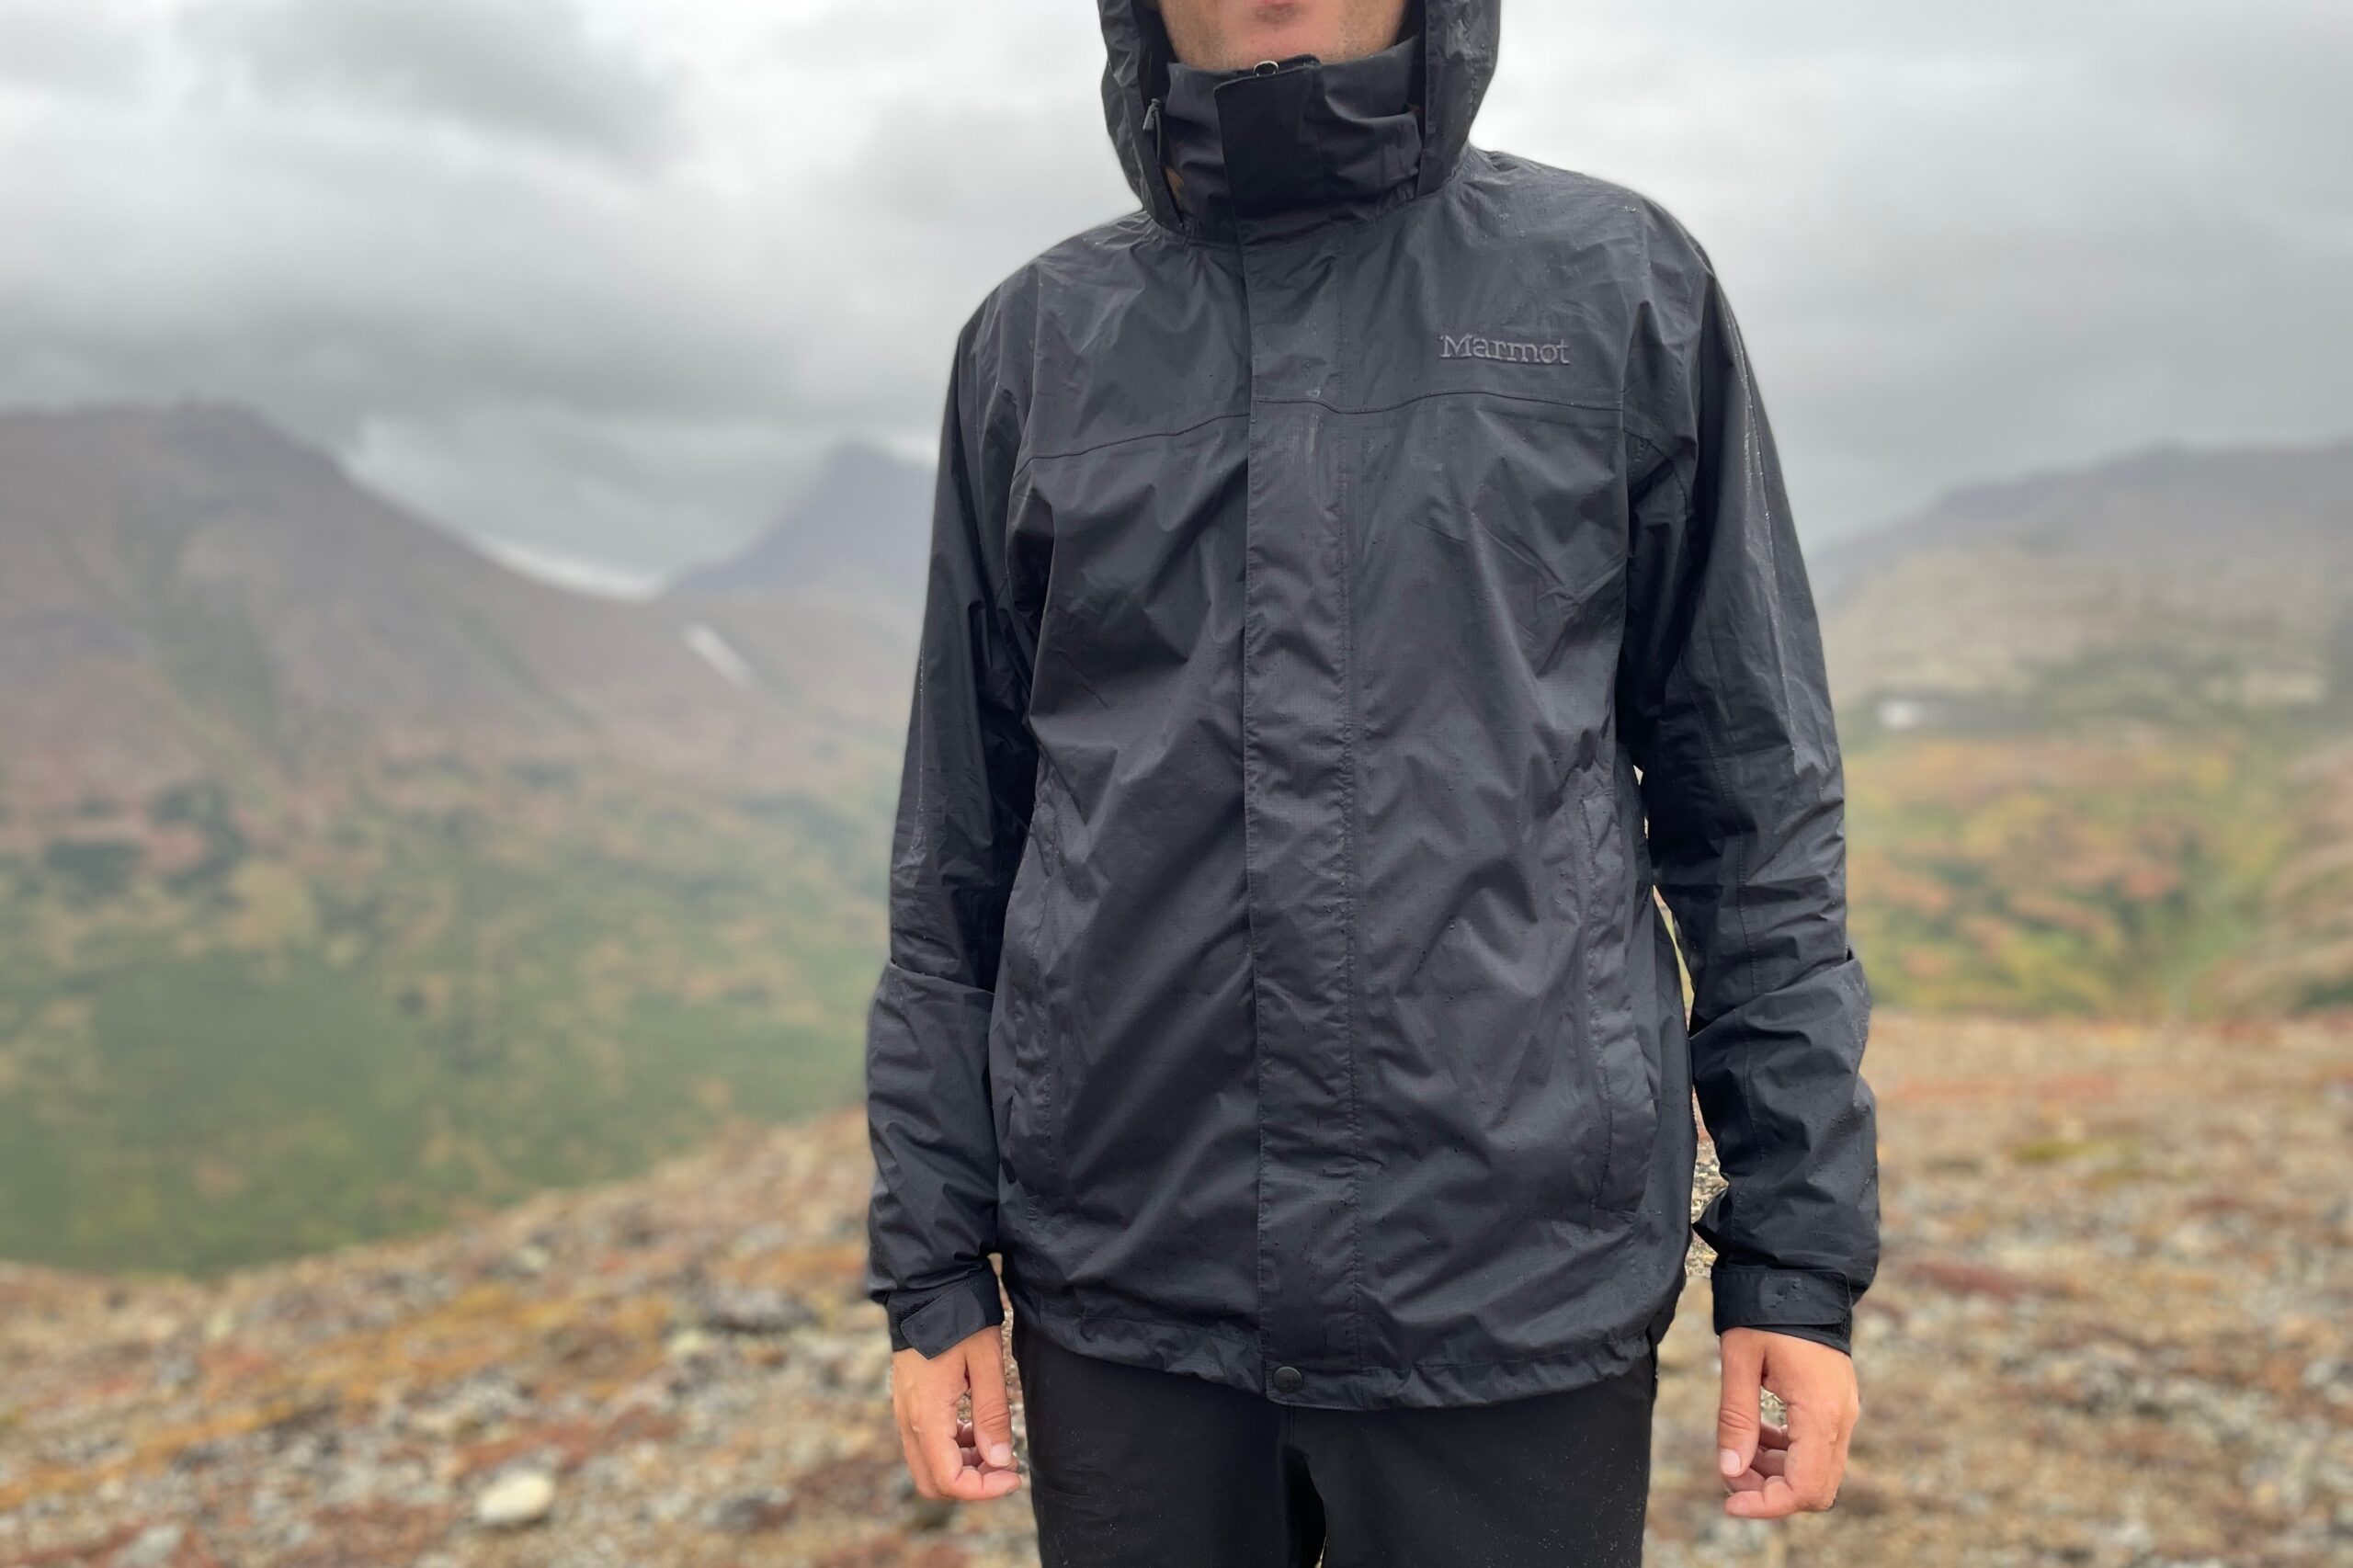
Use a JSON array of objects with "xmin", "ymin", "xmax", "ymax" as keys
[{"xmin": 1724, "ymin": 1322, "xmax": 1850, "ymax": 1356}]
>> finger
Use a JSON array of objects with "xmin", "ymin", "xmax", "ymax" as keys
[
  {"xmin": 1756, "ymin": 1421, "xmax": 1793, "ymax": 1452},
  {"xmin": 1721, "ymin": 1444, "xmax": 1790, "ymax": 1494},
  {"xmin": 966, "ymin": 1330, "xmax": 1019, "ymax": 1472},
  {"xmin": 940, "ymin": 1455, "xmax": 1024, "ymax": 1502},
  {"xmin": 1725, "ymin": 1472, "xmax": 1804, "ymax": 1520},
  {"xmin": 941, "ymin": 1418, "xmax": 1007, "ymax": 1496},
  {"xmin": 1715, "ymin": 1333, "xmax": 1767, "ymax": 1482},
  {"xmin": 919, "ymin": 1354, "xmax": 1021, "ymax": 1503}
]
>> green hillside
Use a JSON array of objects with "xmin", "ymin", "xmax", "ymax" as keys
[
  {"xmin": 0, "ymin": 759, "xmax": 894, "ymax": 1275},
  {"xmin": 1844, "ymin": 713, "xmax": 2339, "ymax": 1021},
  {"xmin": 0, "ymin": 403, "xmax": 919, "ymax": 1277},
  {"xmin": 1835, "ymin": 537, "xmax": 2353, "ymax": 1021}
]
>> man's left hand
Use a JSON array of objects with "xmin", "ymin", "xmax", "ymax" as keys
[{"xmin": 1713, "ymin": 1327, "xmax": 1860, "ymax": 1518}]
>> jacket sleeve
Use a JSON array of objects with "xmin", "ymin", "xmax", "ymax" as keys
[
  {"xmin": 1617, "ymin": 227, "xmax": 1881, "ymax": 1355},
  {"xmin": 863, "ymin": 302, "xmax": 1036, "ymax": 1358}
]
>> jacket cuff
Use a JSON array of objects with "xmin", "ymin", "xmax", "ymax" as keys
[
  {"xmin": 885, "ymin": 1267, "xmax": 1006, "ymax": 1358},
  {"xmin": 1710, "ymin": 1265, "xmax": 1857, "ymax": 1355}
]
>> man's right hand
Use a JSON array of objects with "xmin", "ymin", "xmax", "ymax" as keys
[{"xmin": 890, "ymin": 1324, "xmax": 1024, "ymax": 1502}]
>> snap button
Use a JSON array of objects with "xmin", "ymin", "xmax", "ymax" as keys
[{"xmin": 1271, "ymin": 1365, "xmax": 1304, "ymax": 1393}]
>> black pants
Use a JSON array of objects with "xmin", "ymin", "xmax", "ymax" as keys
[{"xmin": 1012, "ymin": 1312, "xmax": 1658, "ymax": 1568}]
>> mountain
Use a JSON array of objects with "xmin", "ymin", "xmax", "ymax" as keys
[
  {"xmin": 667, "ymin": 440, "xmax": 932, "ymax": 605},
  {"xmin": 1811, "ymin": 436, "xmax": 2353, "ymax": 723},
  {"xmin": 0, "ymin": 401, "xmax": 915, "ymax": 813},
  {"xmin": 0, "ymin": 402, "xmax": 926, "ymax": 1275},
  {"xmin": 1812, "ymin": 437, "xmax": 2353, "ymax": 604},
  {"xmin": 657, "ymin": 439, "xmax": 931, "ymax": 766},
  {"xmin": 1813, "ymin": 435, "xmax": 2353, "ymax": 1019}
]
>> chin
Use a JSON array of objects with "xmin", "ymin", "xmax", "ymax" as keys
[{"xmin": 1222, "ymin": 3, "xmax": 1337, "ymax": 62}]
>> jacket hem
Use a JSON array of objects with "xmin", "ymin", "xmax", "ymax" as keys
[{"xmin": 1003, "ymin": 1272, "xmax": 1666, "ymax": 1412}]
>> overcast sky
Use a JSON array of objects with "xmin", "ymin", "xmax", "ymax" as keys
[{"xmin": 1, "ymin": 0, "xmax": 2347, "ymax": 589}]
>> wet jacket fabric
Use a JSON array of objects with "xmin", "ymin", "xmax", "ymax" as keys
[{"xmin": 863, "ymin": 0, "xmax": 1881, "ymax": 1410}]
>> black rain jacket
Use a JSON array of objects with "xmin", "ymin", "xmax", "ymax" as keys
[{"xmin": 864, "ymin": 0, "xmax": 1881, "ymax": 1409}]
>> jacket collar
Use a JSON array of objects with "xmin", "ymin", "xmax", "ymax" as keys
[
  {"xmin": 1097, "ymin": 0, "xmax": 1499, "ymax": 243},
  {"xmin": 1154, "ymin": 36, "xmax": 1424, "ymax": 244}
]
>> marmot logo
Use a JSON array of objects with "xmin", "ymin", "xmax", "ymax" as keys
[{"xmin": 1438, "ymin": 333, "xmax": 1572, "ymax": 366}]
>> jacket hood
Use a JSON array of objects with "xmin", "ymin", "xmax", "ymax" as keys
[{"xmin": 1098, "ymin": 0, "xmax": 1500, "ymax": 239}]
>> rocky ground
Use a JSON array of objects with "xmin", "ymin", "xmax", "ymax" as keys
[{"xmin": 1, "ymin": 1011, "xmax": 2347, "ymax": 1567}]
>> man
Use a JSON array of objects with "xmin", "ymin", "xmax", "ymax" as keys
[{"xmin": 863, "ymin": 0, "xmax": 1879, "ymax": 1561}]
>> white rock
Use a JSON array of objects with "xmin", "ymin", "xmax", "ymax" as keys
[
  {"xmin": 119, "ymin": 1524, "xmax": 185, "ymax": 1567},
  {"xmin": 475, "ymin": 1470, "xmax": 556, "ymax": 1528}
]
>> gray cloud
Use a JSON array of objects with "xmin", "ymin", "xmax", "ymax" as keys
[
  {"xmin": 0, "ymin": 0, "xmax": 2345, "ymax": 582},
  {"xmin": 1488, "ymin": 0, "xmax": 2353, "ymax": 540},
  {"xmin": 182, "ymin": 0, "xmax": 683, "ymax": 163},
  {"xmin": 0, "ymin": 0, "xmax": 150, "ymax": 95}
]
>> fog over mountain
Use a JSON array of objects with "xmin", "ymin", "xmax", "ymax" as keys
[{"xmin": 669, "ymin": 441, "xmax": 930, "ymax": 605}]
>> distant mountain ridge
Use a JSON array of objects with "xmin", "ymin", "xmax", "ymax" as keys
[
  {"xmin": 1811, "ymin": 434, "xmax": 2353, "ymax": 716},
  {"xmin": 1812, "ymin": 436, "xmax": 2353, "ymax": 602},
  {"xmin": 667, "ymin": 440, "xmax": 931, "ymax": 604}
]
